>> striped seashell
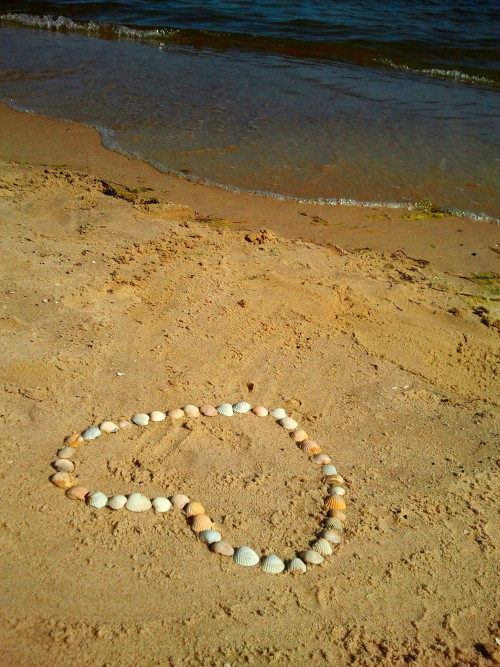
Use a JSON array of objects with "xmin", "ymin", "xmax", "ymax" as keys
[
  {"xmin": 290, "ymin": 429, "xmax": 308, "ymax": 442},
  {"xmin": 299, "ymin": 550, "xmax": 324, "ymax": 565},
  {"xmin": 301, "ymin": 440, "xmax": 321, "ymax": 455},
  {"xmin": 152, "ymin": 497, "xmax": 172, "ymax": 512},
  {"xmin": 200, "ymin": 404, "xmax": 217, "ymax": 417},
  {"xmin": 183, "ymin": 405, "xmax": 200, "ymax": 418},
  {"xmin": 82, "ymin": 426, "xmax": 101, "ymax": 440},
  {"xmin": 64, "ymin": 433, "xmax": 83, "ymax": 447},
  {"xmin": 233, "ymin": 546, "xmax": 260, "ymax": 567},
  {"xmin": 324, "ymin": 517, "xmax": 344, "ymax": 532},
  {"xmin": 50, "ymin": 472, "xmax": 77, "ymax": 489},
  {"xmin": 125, "ymin": 493, "xmax": 152, "ymax": 512},
  {"xmin": 312, "ymin": 453, "xmax": 331, "ymax": 465},
  {"xmin": 270, "ymin": 408, "xmax": 286, "ymax": 419},
  {"xmin": 167, "ymin": 408, "xmax": 185, "ymax": 419},
  {"xmin": 233, "ymin": 401, "xmax": 252, "ymax": 414},
  {"xmin": 185, "ymin": 501, "xmax": 205, "ymax": 517},
  {"xmin": 328, "ymin": 486, "xmax": 346, "ymax": 496},
  {"xmin": 210, "ymin": 541, "xmax": 234, "ymax": 556},
  {"xmin": 321, "ymin": 464, "xmax": 337, "ymax": 476},
  {"xmin": 261, "ymin": 554, "xmax": 285, "ymax": 574},
  {"xmin": 312, "ymin": 538, "xmax": 333, "ymax": 556},
  {"xmin": 321, "ymin": 530, "xmax": 342, "ymax": 544},
  {"xmin": 286, "ymin": 557, "xmax": 307, "ymax": 574},
  {"xmin": 216, "ymin": 403, "xmax": 234, "ymax": 416},
  {"xmin": 100, "ymin": 421, "xmax": 119, "ymax": 433},
  {"xmin": 199, "ymin": 530, "xmax": 222, "ymax": 545},
  {"xmin": 132, "ymin": 413, "xmax": 149, "ymax": 426},
  {"xmin": 191, "ymin": 514, "xmax": 213, "ymax": 533},
  {"xmin": 325, "ymin": 495, "xmax": 346, "ymax": 511},
  {"xmin": 170, "ymin": 493, "xmax": 190, "ymax": 509},
  {"xmin": 57, "ymin": 446, "xmax": 76, "ymax": 459},
  {"xmin": 65, "ymin": 485, "xmax": 88, "ymax": 500},
  {"xmin": 278, "ymin": 417, "xmax": 298, "ymax": 430},
  {"xmin": 87, "ymin": 491, "xmax": 107, "ymax": 508},
  {"xmin": 253, "ymin": 406, "xmax": 268, "ymax": 417},
  {"xmin": 107, "ymin": 494, "xmax": 127, "ymax": 510},
  {"xmin": 327, "ymin": 509, "xmax": 346, "ymax": 521},
  {"xmin": 326, "ymin": 474, "xmax": 344, "ymax": 485},
  {"xmin": 117, "ymin": 419, "xmax": 133, "ymax": 429},
  {"xmin": 53, "ymin": 459, "xmax": 75, "ymax": 473},
  {"xmin": 150, "ymin": 411, "xmax": 166, "ymax": 422}
]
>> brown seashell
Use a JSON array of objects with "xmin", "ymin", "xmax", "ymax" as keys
[
  {"xmin": 210, "ymin": 541, "xmax": 234, "ymax": 556},
  {"xmin": 65, "ymin": 485, "xmax": 89, "ymax": 500},
  {"xmin": 64, "ymin": 433, "xmax": 83, "ymax": 447},
  {"xmin": 290, "ymin": 429, "xmax": 308, "ymax": 442},
  {"xmin": 301, "ymin": 439, "xmax": 321, "ymax": 455},
  {"xmin": 185, "ymin": 501, "xmax": 205, "ymax": 517},
  {"xmin": 326, "ymin": 474, "xmax": 344, "ymax": 485},
  {"xmin": 170, "ymin": 493, "xmax": 190, "ymax": 509},
  {"xmin": 167, "ymin": 408, "xmax": 185, "ymax": 419},
  {"xmin": 312, "ymin": 453, "xmax": 331, "ymax": 465},
  {"xmin": 327, "ymin": 509, "xmax": 346, "ymax": 521},
  {"xmin": 324, "ymin": 495, "xmax": 346, "ymax": 511},
  {"xmin": 200, "ymin": 404, "xmax": 217, "ymax": 417},
  {"xmin": 50, "ymin": 472, "xmax": 77, "ymax": 489},
  {"xmin": 191, "ymin": 514, "xmax": 213, "ymax": 533}
]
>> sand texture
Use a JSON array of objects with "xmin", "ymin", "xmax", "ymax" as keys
[{"xmin": 0, "ymin": 126, "xmax": 499, "ymax": 665}]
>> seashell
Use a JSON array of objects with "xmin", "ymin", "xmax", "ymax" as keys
[
  {"xmin": 261, "ymin": 554, "xmax": 285, "ymax": 574},
  {"xmin": 150, "ymin": 411, "xmax": 166, "ymax": 422},
  {"xmin": 278, "ymin": 417, "xmax": 298, "ymax": 430},
  {"xmin": 65, "ymin": 485, "xmax": 88, "ymax": 500},
  {"xmin": 57, "ymin": 446, "xmax": 75, "ymax": 459},
  {"xmin": 270, "ymin": 408, "xmax": 286, "ymax": 419},
  {"xmin": 301, "ymin": 440, "xmax": 321, "ymax": 455},
  {"xmin": 170, "ymin": 493, "xmax": 190, "ymax": 509},
  {"xmin": 216, "ymin": 403, "xmax": 233, "ymax": 417},
  {"xmin": 167, "ymin": 408, "xmax": 185, "ymax": 419},
  {"xmin": 233, "ymin": 546, "xmax": 260, "ymax": 567},
  {"xmin": 210, "ymin": 541, "xmax": 234, "ymax": 556},
  {"xmin": 87, "ymin": 491, "xmax": 107, "ymax": 508},
  {"xmin": 64, "ymin": 433, "xmax": 83, "ymax": 447},
  {"xmin": 185, "ymin": 501, "xmax": 205, "ymax": 517},
  {"xmin": 107, "ymin": 494, "xmax": 127, "ymax": 510},
  {"xmin": 50, "ymin": 472, "xmax": 77, "ymax": 489},
  {"xmin": 326, "ymin": 474, "xmax": 344, "ymax": 485},
  {"xmin": 199, "ymin": 530, "xmax": 221, "ymax": 545},
  {"xmin": 100, "ymin": 421, "xmax": 119, "ymax": 433},
  {"xmin": 233, "ymin": 401, "xmax": 252, "ymax": 414},
  {"xmin": 286, "ymin": 557, "xmax": 307, "ymax": 574},
  {"xmin": 53, "ymin": 459, "xmax": 75, "ymax": 473},
  {"xmin": 321, "ymin": 464, "xmax": 337, "ymax": 476},
  {"xmin": 200, "ymin": 404, "xmax": 217, "ymax": 417},
  {"xmin": 117, "ymin": 419, "xmax": 133, "ymax": 429},
  {"xmin": 327, "ymin": 509, "xmax": 346, "ymax": 521},
  {"xmin": 324, "ymin": 495, "xmax": 346, "ymax": 511},
  {"xmin": 324, "ymin": 517, "xmax": 344, "ymax": 532},
  {"xmin": 82, "ymin": 426, "xmax": 101, "ymax": 440},
  {"xmin": 191, "ymin": 514, "xmax": 213, "ymax": 533},
  {"xmin": 290, "ymin": 429, "xmax": 308, "ymax": 442},
  {"xmin": 312, "ymin": 538, "xmax": 333, "ymax": 556},
  {"xmin": 132, "ymin": 413, "xmax": 149, "ymax": 426},
  {"xmin": 125, "ymin": 493, "xmax": 152, "ymax": 512},
  {"xmin": 183, "ymin": 405, "xmax": 200, "ymax": 418},
  {"xmin": 299, "ymin": 550, "xmax": 324, "ymax": 565},
  {"xmin": 328, "ymin": 486, "xmax": 346, "ymax": 496},
  {"xmin": 312, "ymin": 453, "xmax": 331, "ymax": 465},
  {"xmin": 321, "ymin": 530, "xmax": 342, "ymax": 544},
  {"xmin": 253, "ymin": 406, "xmax": 268, "ymax": 417},
  {"xmin": 152, "ymin": 497, "xmax": 172, "ymax": 512}
]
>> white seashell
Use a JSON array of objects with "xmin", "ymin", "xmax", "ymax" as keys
[
  {"xmin": 253, "ymin": 406, "xmax": 268, "ymax": 417},
  {"xmin": 270, "ymin": 408, "xmax": 286, "ymax": 419},
  {"xmin": 132, "ymin": 413, "xmax": 149, "ymax": 426},
  {"xmin": 117, "ymin": 419, "xmax": 133, "ymax": 429},
  {"xmin": 278, "ymin": 416, "xmax": 298, "ymax": 430},
  {"xmin": 183, "ymin": 405, "xmax": 200, "ymax": 417},
  {"xmin": 216, "ymin": 403, "xmax": 234, "ymax": 417},
  {"xmin": 261, "ymin": 554, "xmax": 285, "ymax": 574},
  {"xmin": 53, "ymin": 459, "xmax": 75, "ymax": 473},
  {"xmin": 233, "ymin": 546, "xmax": 260, "ymax": 567},
  {"xmin": 107, "ymin": 494, "xmax": 127, "ymax": 510},
  {"xmin": 286, "ymin": 557, "xmax": 307, "ymax": 574},
  {"xmin": 312, "ymin": 538, "xmax": 333, "ymax": 556},
  {"xmin": 100, "ymin": 421, "xmax": 119, "ymax": 433},
  {"xmin": 199, "ymin": 530, "xmax": 222, "ymax": 544},
  {"xmin": 150, "ymin": 411, "xmax": 166, "ymax": 422},
  {"xmin": 125, "ymin": 493, "xmax": 152, "ymax": 512},
  {"xmin": 328, "ymin": 486, "xmax": 345, "ymax": 496},
  {"xmin": 324, "ymin": 517, "xmax": 344, "ymax": 532},
  {"xmin": 299, "ymin": 550, "xmax": 324, "ymax": 565},
  {"xmin": 233, "ymin": 401, "xmax": 252, "ymax": 414},
  {"xmin": 87, "ymin": 491, "xmax": 107, "ymax": 508},
  {"xmin": 312, "ymin": 453, "xmax": 331, "ymax": 465},
  {"xmin": 170, "ymin": 493, "xmax": 190, "ymax": 509},
  {"xmin": 152, "ymin": 497, "xmax": 172, "ymax": 512},
  {"xmin": 321, "ymin": 530, "xmax": 342, "ymax": 544},
  {"xmin": 321, "ymin": 464, "xmax": 337, "ymax": 476},
  {"xmin": 57, "ymin": 446, "xmax": 75, "ymax": 459},
  {"xmin": 82, "ymin": 426, "xmax": 101, "ymax": 440}
]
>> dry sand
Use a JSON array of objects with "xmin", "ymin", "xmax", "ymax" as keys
[{"xmin": 0, "ymin": 106, "xmax": 499, "ymax": 666}]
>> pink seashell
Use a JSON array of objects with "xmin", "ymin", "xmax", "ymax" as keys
[
  {"xmin": 200, "ymin": 404, "xmax": 217, "ymax": 417},
  {"xmin": 65, "ymin": 486, "xmax": 89, "ymax": 500},
  {"xmin": 167, "ymin": 408, "xmax": 185, "ymax": 419},
  {"xmin": 170, "ymin": 493, "xmax": 190, "ymax": 509},
  {"xmin": 252, "ymin": 406, "xmax": 268, "ymax": 417},
  {"xmin": 117, "ymin": 419, "xmax": 133, "ymax": 429}
]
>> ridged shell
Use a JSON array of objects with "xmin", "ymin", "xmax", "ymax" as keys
[
  {"xmin": 210, "ymin": 541, "xmax": 234, "ymax": 556},
  {"xmin": 278, "ymin": 417, "xmax": 298, "ymax": 430},
  {"xmin": 100, "ymin": 421, "xmax": 119, "ymax": 433},
  {"xmin": 107, "ymin": 494, "xmax": 127, "ymax": 510},
  {"xmin": 216, "ymin": 403, "xmax": 234, "ymax": 416},
  {"xmin": 327, "ymin": 509, "xmax": 346, "ymax": 521},
  {"xmin": 324, "ymin": 517, "xmax": 344, "ymax": 532},
  {"xmin": 150, "ymin": 411, "xmax": 166, "ymax": 422},
  {"xmin": 270, "ymin": 408, "xmax": 286, "ymax": 419},
  {"xmin": 326, "ymin": 474, "xmax": 344, "ymax": 485},
  {"xmin": 261, "ymin": 554, "xmax": 285, "ymax": 574},
  {"xmin": 65, "ymin": 485, "xmax": 88, "ymax": 500},
  {"xmin": 82, "ymin": 426, "xmax": 101, "ymax": 440},
  {"xmin": 191, "ymin": 514, "xmax": 213, "ymax": 533},
  {"xmin": 125, "ymin": 493, "xmax": 152, "ymax": 512},
  {"xmin": 325, "ymin": 496, "xmax": 346, "ymax": 511},
  {"xmin": 312, "ymin": 538, "xmax": 333, "ymax": 556},
  {"xmin": 328, "ymin": 486, "xmax": 346, "ymax": 496},
  {"xmin": 199, "ymin": 530, "xmax": 222, "ymax": 544},
  {"xmin": 87, "ymin": 491, "xmax": 107, "ymax": 508},
  {"xmin": 132, "ymin": 413, "xmax": 149, "ymax": 426},
  {"xmin": 50, "ymin": 472, "xmax": 77, "ymax": 489},
  {"xmin": 167, "ymin": 408, "xmax": 185, "ymax": 419},
  {"xmin": 290, "ymin": 429, "xmax": 308, "ymax": 442},
  {"xmin": 312, "ymin": 453, "xmax": 331, "ymax": 465},
  {"xmin": 321, "ymin": 530, "xmax": 342, "ymax": 544},
  {"xmin": 301, "ymin": 440, "xmax": 321, "ymax": 455},
  {"xmin": 185, "ymin": 501, "xmax": 205, "ymax": 517},
  {"xmin": 53, "ymin": 458, "xmax": 75, "ymax": 473},
  {"xmin": 64, "ymin": 433, "xmax": 83, "ymax": 446},
  {"xmin": 233, "ymin": 401, "xmax": 252, "ymax": 414},
  {"xmin": 299, "ymin": 550, "xmax": 324, "ymax": 565},
  {"xmin": 170, "ymin": 493, "xmax": 190, "ymax": 509},
  {"xmin": 152, "ymin": 497, "xmax": 172, "ymax": 512},
  {"xmin": 253, "ymin": 406, "xmax": 268, "ymax": 417},
  {"xmin": 57, "ymin": 446, "xmax": 76, "ymax": 459},
  {"xmin": 286, "ymin": 557, "xmax": 307, "ymax": 574},
  {"xmin": 233, "ymin": 546, "xmax": 260, "ymax": 567},
  {"xmin": 200, "ymin": 404, "xmax": 217, "ymax": 417},
  {"xmin": 183, "ymin": 405, "xmax": 200, "ymax": 418},
  {"xmin": 117, "ymin": 419, "xmax": 133, "ymax": 429},
  {"xmin": 321, "ymin": 464, "xmax": 337, "ymax": 476}
]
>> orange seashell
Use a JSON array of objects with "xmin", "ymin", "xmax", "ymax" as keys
[
  {"xmin": 301, "ymin": 440, "xmax": 321, "ymax": 455},
  {"xmin": 185, "ymin": 501, "xmax": 205, "ymax": 517},
  {"xmin": 63, "ymin": 433, "xmax": 83, "ymax": 447},
  {"xmin": 191, "ymin": 514, "xmax": 213, "ymax": 533},
  {"xmin": 290, "ymin": 429, "xmax": 308, "ymax": 443},
  {"xmin": 327, "ymin": 509, "xmax": 346, "ymax": 521},
  {"xmin": 66, "ymin": 485, "xmax": 89, "ymax": 500},
  {"xmin": 324, "ymin": 495, "xmax": 346, "ymax": 511},
  {"xmin": 326, "ymin": 474, "xmax": 344, "ymax": 485},
  {"xmin": 50, "ymin": 472, "xmax": 77, "ymax": 489}
]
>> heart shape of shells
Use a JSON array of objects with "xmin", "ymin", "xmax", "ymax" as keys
[{"xmin": 50, "ymin": 402, "xmax": 347, "ymax": 574}]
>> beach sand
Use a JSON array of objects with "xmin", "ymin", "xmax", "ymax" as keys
[{"xmin": 0, "ymin": 104, "xmax": 498, "ymax": 666}]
